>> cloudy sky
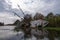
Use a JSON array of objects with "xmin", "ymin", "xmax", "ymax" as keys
[{"xmin": 0, "ymin": 0, "xmax": 60, "ymax": 24}]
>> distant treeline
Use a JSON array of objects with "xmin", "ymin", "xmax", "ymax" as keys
[
  {"xmin": 45, "ymin": 12, "xmax": 60, "ymax": 27},
  {"xmin": 0, "ymin": 22, "xmax": 4, "ymax": 26}
]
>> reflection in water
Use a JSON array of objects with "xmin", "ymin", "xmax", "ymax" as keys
[{"xmin": 0, "ymin": 26, "xmax": 59, "ymax": 40}]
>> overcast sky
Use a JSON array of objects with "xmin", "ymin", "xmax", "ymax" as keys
[
  {"xmin": 0, "ymin": 0, "xmax": 60, "ymax": 15},
  {"xmin": 0, "ymin": 0, "xmax": 60, "ymax": 24}
]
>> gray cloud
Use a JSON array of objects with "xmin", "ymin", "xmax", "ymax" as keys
[
  {"xmin": 0, "ymin": 0, "xmax": 11, "ymax": 12},
  {"xmin": 0, "ymin": 0, "xmax": 60, "ymax": 24},
  {"xmin": 0, "ymin": 0, "xmax": 6, "ymax": 11},
  {"xmin": 0, "ymin": 0, "xmax": 60, "ymax": 15},
  {"xmin": 33, "ymin": 0, "xmax": 60, "ymax": 15}
]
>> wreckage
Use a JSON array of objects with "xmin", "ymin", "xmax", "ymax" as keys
[{"xmin": 12, "ymin": 5, "xmax": 48, "ymax": 39}]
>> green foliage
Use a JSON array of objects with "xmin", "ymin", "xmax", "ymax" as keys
[
  {"xmin": 45, "ymin": 12, "xmax": 60, "ymax": 39},
  {"xmin": 46, "ymin": 12, "xmax": 60, "ymax": 27},
  {"xmin": 44, "ymin": 27, "xmax": 60, "ymax": 31}
]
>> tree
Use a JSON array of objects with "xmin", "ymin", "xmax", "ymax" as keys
[
  {"xmin": 46, "ymin": 12, "xmax": 56, "ymax": 40},
  {"xmin": 34, "ymin": 13, "xmax": 44, "ymax": 20},
  {"xmin": 23, "ymin": 14, "xmax": 32, "ymax": 22},
  {"xmin": 46, "ymin": 12, "xmax": 55, "ymax": 27},
  {"xmin": 46, "ymin": 12, "xmax": 60, "ymax": 27},
  {"xmin": 55, "ymin": 14, "xmax": 60, "ymax": 27}
]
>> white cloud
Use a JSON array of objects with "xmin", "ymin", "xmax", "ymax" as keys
[
  {"xmin": 0, "ymin": 12, "xmax": 19, "ymax": 18},
  {"xmin": 7, "ymin": 0, "xmax": 60, "ymax": 15},
  {"xmin": 0, "ymin": 0, "xmax": 60, "ymax": 24},
  {"xmin": 0, "ymin": 0, "xmax": 60, "ymax": 15},
  {"xmin": 0, "ymin": 12, "xmax": 20, "ymax": 24}
]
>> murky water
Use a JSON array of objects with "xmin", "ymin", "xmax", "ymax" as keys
[{"xmin": 0, "ymin": 26, "xmax": 59, "ymax": 40}]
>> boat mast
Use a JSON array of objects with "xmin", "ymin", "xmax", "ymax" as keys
[
  {"xmin": 17, "ymin": 4, "xmax": 25, "ymax": 16},
  {"xmin": 12, "ymin": 4, "xmax": 25, "ymax": 20}
]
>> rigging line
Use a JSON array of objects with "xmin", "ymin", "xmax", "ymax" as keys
[
  {"xmin": 12, "ymin": 11, "xmax": 21, "ymax": 18},
  {"xmin": 17, "ymin": 4, "xmax": 25, "ymax": 16},
  {"xmin": 12, "ymin": 11, "xmax": 24, "ymax": 20}
]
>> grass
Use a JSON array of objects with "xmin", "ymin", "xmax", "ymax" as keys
[{"xmin": 44, "ymin": 27, "xmax": 60, "ymax": 31}]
